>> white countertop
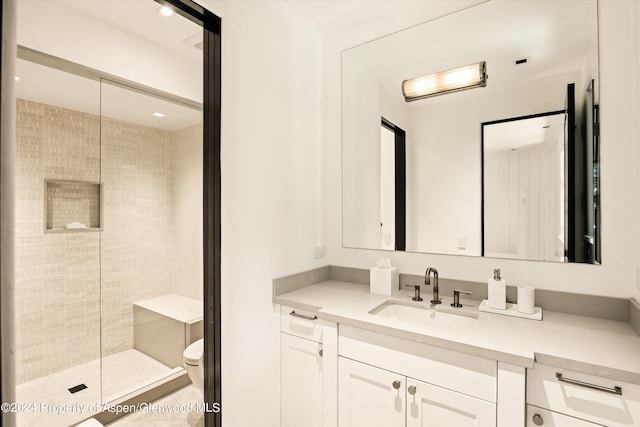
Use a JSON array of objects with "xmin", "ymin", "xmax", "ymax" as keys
[{"xmin": 273, "ymin": 280, "xmax": 640, "ymax": 384}]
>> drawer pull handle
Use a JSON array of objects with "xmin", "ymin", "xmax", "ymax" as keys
[
  {"xmin": 392, "ymin": 380, "xmax": 401, "ymax": 390},
  {"xmin": 408, "ymin": 385, "xmax": 417, "ymax": 395},
  {"xmin": 289, "ymin": 310, "xmax": 318, "ymax": 321},
  {"xmin": 532, "ymin": 413, "xmax": 544, "ymax": 426},
  {"xmin": 556, "ymin": 372, "xmax": 622, "ymax": 395}
]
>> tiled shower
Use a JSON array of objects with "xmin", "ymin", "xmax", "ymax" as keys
[{"xmin": 14, "ymin": 60, "xmax": 203, "ymax": 426}]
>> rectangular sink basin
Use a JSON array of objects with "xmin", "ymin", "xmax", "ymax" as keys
[{"xmin": 369, "ymin": 300, "xmax": 478, "ymax": 324}]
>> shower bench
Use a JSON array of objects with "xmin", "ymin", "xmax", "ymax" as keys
[{"xmin": 133, "ymin": 294, "xmax": 203, "ymax": 368}]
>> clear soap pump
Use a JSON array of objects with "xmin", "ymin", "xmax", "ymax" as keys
[{"xmin": 487, "ymin": 268, "xmax": 506, "ymax": 310}]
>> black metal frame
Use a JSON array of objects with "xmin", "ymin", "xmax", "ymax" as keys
[
  {"xmin": 381, "ymin": 118, "xmax": 406, "ymax": 251},
  {"xmin": 480, "ymin": 109, "xmax": 566, "ymax": 257},
  {"xmin": 155, "ymin": 1, "xmax": 222, "ymax": 425}
]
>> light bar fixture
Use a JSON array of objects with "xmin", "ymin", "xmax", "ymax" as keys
[{"xmin": 402, "ymin": 61, "xmax": 487, "ymax": 102}]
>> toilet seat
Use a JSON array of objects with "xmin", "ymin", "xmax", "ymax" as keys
[{"xmin": 184, "ymin": 338, "xmax": 204, "ymax": 366}]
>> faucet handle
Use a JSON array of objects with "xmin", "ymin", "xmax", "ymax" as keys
[
  {"xmin": 451, "ymin": 289, "xmax": 472, "ymax": 308},
  {"xmin": 412, "ymin": 285, "xmax": 423, "ymax": 302}
]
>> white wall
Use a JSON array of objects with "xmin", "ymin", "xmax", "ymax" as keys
[
  {"xmin": 484, "ymin": 140, "xmax": 564, "ymax": 262},
  {"xmin": 406, "ymin": 73, "xmax": 576, "ymax": 256},
  {"xmin": 201, "ymin": 1, "xmax": 326, "ymax": 426},
  {"xmin": 342, "ymin": 52, "xmax": 411, "ymax": 249},
  {"xmin": 172, "ymin": 124, "xmax": 204, "ymax": 301},
  {"xmin": 342, "ymin": 56, "xmax": 382, "ymax": 248},
  {"xmin": 324, "ymin": 0, "xmax": 640, "ymax": 299}
]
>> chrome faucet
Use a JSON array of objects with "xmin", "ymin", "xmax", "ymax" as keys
[{"xmin": 425, "ymin": 267, "xmax": 441, "ymax": 304}]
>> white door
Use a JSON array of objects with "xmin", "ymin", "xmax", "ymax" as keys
[
  {"xmin": 339, "ymin": 357, "xmax": 406, "ymax": 427},
  {"xmin": 282, "ymin": 333, "xmax": 323, "ymax": 427},
  {"xmin": 406, "ymin": 377, "xmax": 496, "ymax": 427}
]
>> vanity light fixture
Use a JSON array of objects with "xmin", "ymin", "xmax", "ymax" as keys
[
  {"xmin": 402, "ymin": 61, "xmax": 487, "ymax": 102},
  {"xmin": 152, "ymin": 112, "xmax": 166, "ymax": 118}
]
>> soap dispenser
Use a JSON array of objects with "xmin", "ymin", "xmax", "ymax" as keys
[{"xmin": 488, "ymin": 268, "xmax": 506, "ymax": 310}]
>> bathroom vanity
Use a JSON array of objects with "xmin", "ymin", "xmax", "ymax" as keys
[{"xmin": 275, "ymin": 277, "xmax": 640, "ymax": 427}]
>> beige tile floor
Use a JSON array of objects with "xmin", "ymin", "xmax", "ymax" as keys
[{"xmin": 106, "ymin": 385, "xmax": 203, "ymax": 427}]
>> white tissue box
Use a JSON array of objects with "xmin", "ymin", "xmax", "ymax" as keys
[{"xmin": 370, "ymin": 266, "xmax": 399, "ymax": 296}]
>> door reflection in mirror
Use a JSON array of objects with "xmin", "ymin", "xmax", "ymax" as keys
[
  {"xmin": 380, "ymin": 118, "xmax": 406, "ymax": 251},
  {"xmin": 482, "ymin": 111, "xmax": 566, "ymax": 262}
]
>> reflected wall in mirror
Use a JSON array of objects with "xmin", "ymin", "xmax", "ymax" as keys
[
  {"xmin": 482, "ymin": 111, "xmax": 566, "ymax": 262},
  {"xmin": 342, "ymin": 0, "xmax": 599, "ymax": 263}
]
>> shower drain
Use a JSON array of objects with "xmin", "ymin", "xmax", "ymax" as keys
[{"xmin": 68, "ymin": 384, "xmax": 88, "ymax": 394}]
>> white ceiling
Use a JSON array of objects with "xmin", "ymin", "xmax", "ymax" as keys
[
  {"xmin": 15, "ymin": 0, "xmax": 203, "ymax": 131},
  {"xmin": 484, "ymin": 113, "xmax": 565, "ymax": 153}
]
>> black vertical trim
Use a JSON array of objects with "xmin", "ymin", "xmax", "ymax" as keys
[
  {"xmin": 202, "ymin": 9, "xmax": 222, "ymax": 427},
  {"xmin": 480, "ymin": 125, "xmax": 485, "ymax": 257},
  {"xmin": 394, "ymin": 129, "xmax": 406, "ymax": 251},
  {"xmin": 381, "ymin": 118, "xmax": 406, "ymax": 251},
  {"xmin": 156, "ymin": 1, "xmax": 222, "ymax": 426},
  {"xmin": 565, "ymin": 83, "xmax": 577, "ymax": 262},
  {"xmin": 593, "ymin": 104, "xmax": 600, "ymax": 264}
]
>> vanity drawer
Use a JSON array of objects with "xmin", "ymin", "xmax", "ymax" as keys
[
  {"xmin": 281, "ymin": 305, "xmax": 323, "ymax": 343},
  {"xmin": 339, "ymin": 325, "xmax": 496, "ymax": 402},
  {"xmin": 526, "ymin": 405, "xmax": 601, "ymax": 427},
  {"xmin": 527, "ymin": 363, "xmax": 640, "ymax": 427}
]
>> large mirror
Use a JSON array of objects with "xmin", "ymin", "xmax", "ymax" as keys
[{"xmin": 342, "ymin": 0, "xmax": 600, "ymax": 263}]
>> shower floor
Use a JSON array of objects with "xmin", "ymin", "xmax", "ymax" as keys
[{"xmin": 16, "ymin": 349, "xmax": 181, "ymax": 427}]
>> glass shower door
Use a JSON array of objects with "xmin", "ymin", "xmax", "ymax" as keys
[
  {"xmin": 99, "ymin": 79, "xmax": 204, "ymax": 405},
  {"xmin": 14, "ymin": 57, "xmax": 102, "ymax": 427}
]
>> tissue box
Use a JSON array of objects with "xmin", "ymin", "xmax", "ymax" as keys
[{"xmin": 370, "ymin": 266, "xmax": 399, "ymax": 295}]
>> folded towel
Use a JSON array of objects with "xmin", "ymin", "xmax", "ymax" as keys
[{"xmin": 64, "ymin": 222, "xmax": 86, "ymax": 229}]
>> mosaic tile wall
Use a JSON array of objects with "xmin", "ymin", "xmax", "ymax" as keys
[{"xmin": 15, "ymin": 98, "xmax": 174, "ymax": 383}]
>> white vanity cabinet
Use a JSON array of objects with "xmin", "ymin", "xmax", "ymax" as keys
[
  {"xmin": 407, "ymin": 377, "xmax": 497, "ymax": 426},
  {"xmin": 280, "ymin": 305, "xmax": 338, "ymax": 427},
  {"xmin": 526, "ymin": 363, "xmax": 640, "ymax": 427},
  {"xmin": 339, "ymin": 357, "xmax": 496, "ymax": 427},
  {"xmin": 338, "ymin": 325, "xmax": 499, "ymax": 427},
  {"xmin": 282, "ymin": 333, "xmax": 323, "ymax": 427},
  {"xmin": 339, "ymin": 357, "xmax": 406, "ymax": 427}
]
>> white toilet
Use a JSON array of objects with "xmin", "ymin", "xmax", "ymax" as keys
[{"xmin": 183, "ymin": 338, "xmax": 204, "ymax": 393}]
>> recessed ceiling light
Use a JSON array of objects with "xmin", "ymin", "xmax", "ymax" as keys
[
  {"xmin": 159, "ymin": 6, "xmax": 174, "ymax": 17},
  {"xmin": 152, "ymin": 112, "xmax": 166, "ymax": 118},
  {"xmin": 14, "ymin": 76, "xmax": 21, "ymax": 82}
]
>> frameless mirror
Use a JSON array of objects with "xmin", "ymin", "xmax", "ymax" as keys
[{"xmin": 342, "ymin": 0, "xmax": 599, "ymax": 263}]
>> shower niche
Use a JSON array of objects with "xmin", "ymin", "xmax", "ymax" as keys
[{"xmin": 44, "ymin": 179, "xmax": 102, "ymax": 232}]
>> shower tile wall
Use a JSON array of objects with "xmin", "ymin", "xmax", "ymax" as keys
[
  {"xmin": 15, "ymin": 98, "xmax": 174, "ymax": 383},
  {"xmin": 100, "ymin": 116, "xmax": 173, "ymax": 356}
]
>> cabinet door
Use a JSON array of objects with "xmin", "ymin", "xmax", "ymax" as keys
[
  {"xmin": 406, "ymin": 377, "xmax": 496, "ymax": 427},
  {"xmin": 282, "ymin": 333, "xmax": 323, "ymax": 427},
  {"xmin": 339, "ymin": 357, "xmax": 406, "ymax": 427}
]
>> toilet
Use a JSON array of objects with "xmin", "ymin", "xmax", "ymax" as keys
[{"xmin": 183, "ymin": 338, "xmax": 204, "ymax": 393}]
